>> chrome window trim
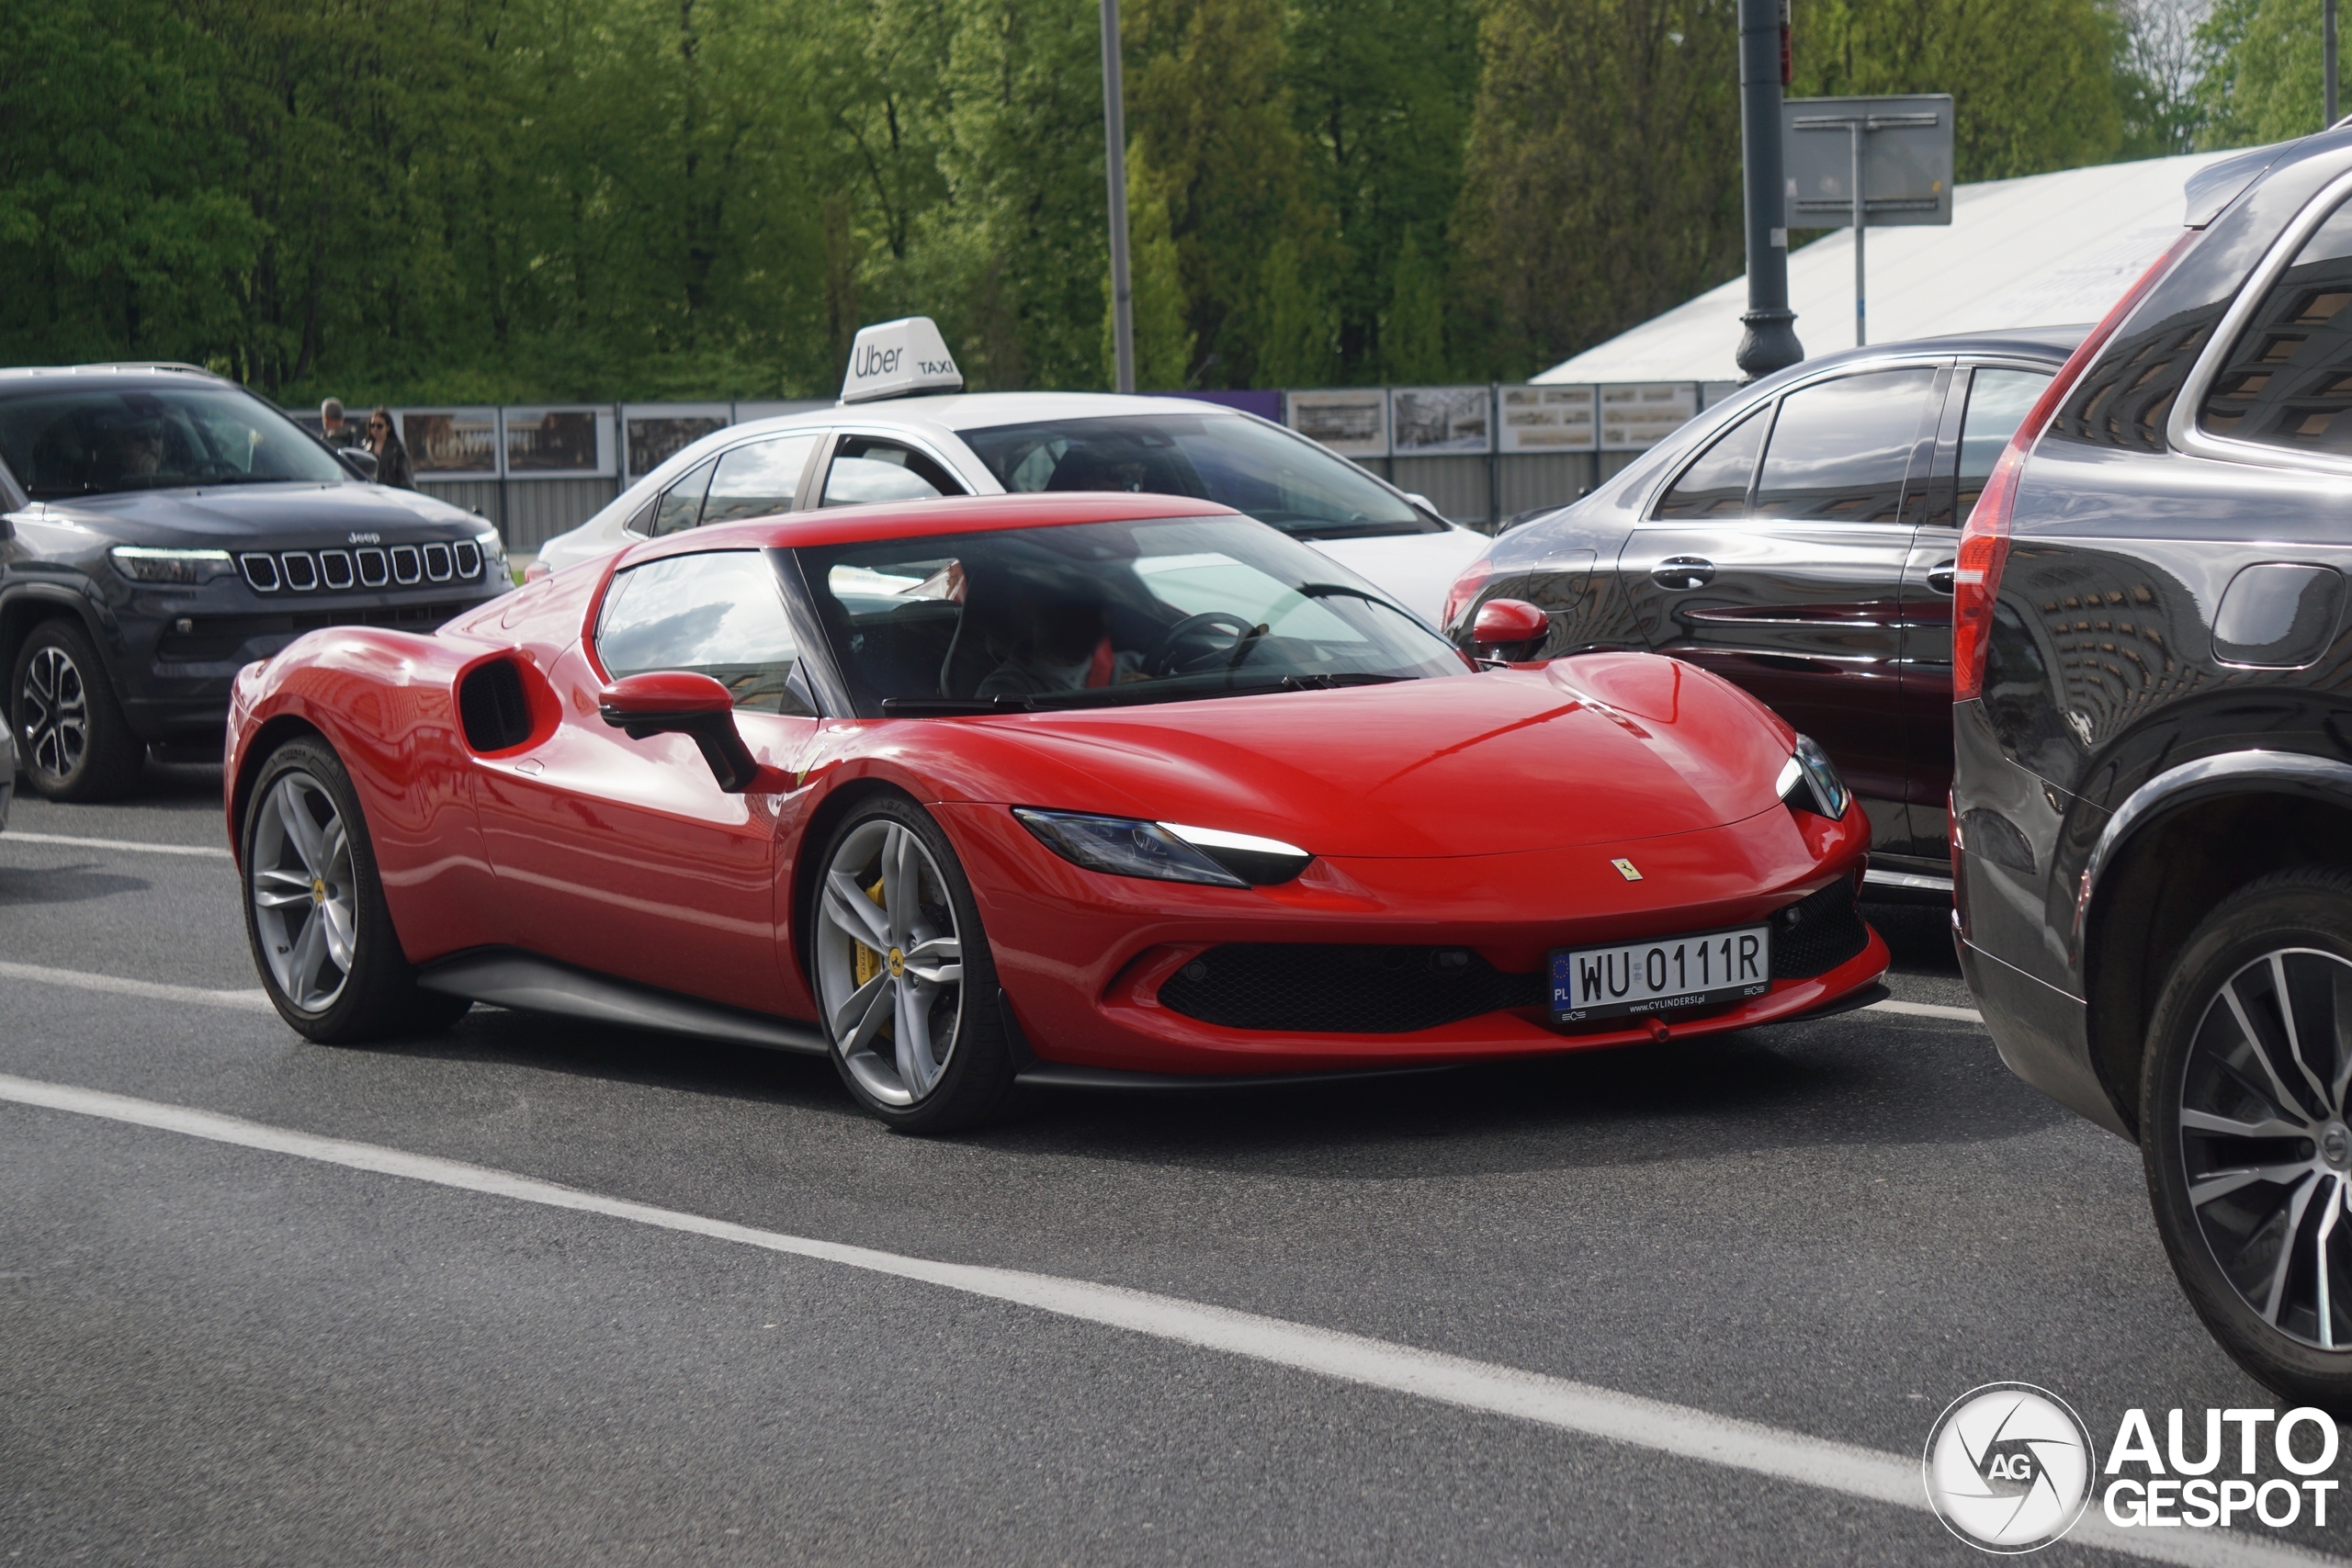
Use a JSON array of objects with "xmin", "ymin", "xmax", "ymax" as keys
[{"xmin": 2166, "ymin": 166, "xmax": 2352, "ymax": 477}]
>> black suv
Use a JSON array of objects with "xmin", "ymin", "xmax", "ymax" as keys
[
  {"xmin": 0, "ymin": 367, "xmax": 508, "ymax": 799},
  {"xmin": 1954, "ymin": 128, "xmax": 2352, "ymax": 1406}
]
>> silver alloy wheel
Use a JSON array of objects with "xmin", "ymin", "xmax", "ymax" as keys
[
  {"xmin": 2180, "ymin": 946, "xmax": 2352, "ymax": 1348},
  {"xmin": 249, "ymin": 772, "xmax": 358, "ymax": 1012},
  {"xmin": 21, "ymin": 644, "xmax": 89, "ymax": 781},
  {"xmin": 813, "ymin": 818, "xmax": 966, "ymax": 1107}
]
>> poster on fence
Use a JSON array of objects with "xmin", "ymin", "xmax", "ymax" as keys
[
  {"xmin": 505, "ymin": 407, "xmax": 614, "ymax": 478},
  {"xmin": 623, "ymin": 404, "xmax": 731, "ymax": 480},
  {"xmin": 1389, "ymin": 388, "xmax": 1491, "ymax": 455},
  {"xmin": 1599, "ymin": 383, "xmax": 1699, "ymax": 451},
  {"xmin": 398, "ymin": 409, "xmax": 501, "ymax": 478},
  {"xmin": 1498, "ymin": 386, "xmax": 1597, "ymax": 454},
  {"xmin": 1285, "ymin": 389, "xmax": 1389, "ymax": 458}
]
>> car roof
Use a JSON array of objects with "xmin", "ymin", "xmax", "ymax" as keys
[
  {"xmin": 0, "ymin": 364, "xmax": 232, "ymax": 391},
  {"xmin": 631, "ymin": 491, "xmax": 1238, "ymax": 562}
]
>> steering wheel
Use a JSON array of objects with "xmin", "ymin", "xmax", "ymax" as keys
[{"xmin": 1148, "ymin": 611, "xmax": 1258, "ymax": 677}]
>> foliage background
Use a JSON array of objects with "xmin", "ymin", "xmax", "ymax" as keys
[{"xmin": 0, "ymin": 0, "xmax": 2305, "ymax": 402}]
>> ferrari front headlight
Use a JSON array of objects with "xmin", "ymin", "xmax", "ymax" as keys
[
  {"xmin": 1013, "ymin": 808, "xmax": 1310, "ymax": 887},
  {"xmin": 1776, "ymin": 734, "xmax": 1851, "ymax": 820}
]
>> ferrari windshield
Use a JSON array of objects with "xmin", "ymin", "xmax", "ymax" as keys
[
  {"xmin": 954, "ymin": 412, "xmax": 1441, "ymax": 540},
  {"xmin": 0, "ymin": 383, "xmax": 350, "ymax": 499},
  {"xmin": 797, "ymin": 514, "xmax": 1467, "ymax": 716}
]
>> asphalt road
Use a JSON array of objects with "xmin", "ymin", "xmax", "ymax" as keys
[{"xmin": 0, "ymin": 761, "xmax": 2340, "ymax": 1565}]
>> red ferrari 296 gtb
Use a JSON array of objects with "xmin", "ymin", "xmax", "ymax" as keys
[{"xmin": 223, "ymin": 492, "xmax": 1888, "ymax": 1129}]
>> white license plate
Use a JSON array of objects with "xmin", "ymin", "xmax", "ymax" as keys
[{"xmin": 1549, "ymin": 924, "xmax": 1771, "ymax": 1023}]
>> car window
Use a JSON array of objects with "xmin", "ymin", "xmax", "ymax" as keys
[
  {"xmin": 594, "ymin": 549, "xmax": 811, "ymax": 715},
  {"xmin": 701, "ymin": 434, "xmax": 820, "ymax": 527},
  {"xmin": 1751, "ymin": 367, "xmax": 1938, "ymax": 523},
  {"xmin": 955, "ymin": 411, "xmax": 1441, "ymax": 539},
  {"xmin": 2199, "ymin": 196, "xmax": 2352, "ymax": 456},
  {"xmin": 650, "ymin": 457, "xmax": 716, "ymax": 537},
  {"xmin": 1954, "ymin": 368, "xmax": 2052, "ymax": 521},
  {"xmin": 1653, "ymin": 405, "xmax": 1769, "ymax": 519},
  {"xmin": 0, "ymin": 383, "xmax": 350, "ymax": 500},
  {"xmin": 820, "ymin": 436, "xmax": 964, "ymax": 507}
]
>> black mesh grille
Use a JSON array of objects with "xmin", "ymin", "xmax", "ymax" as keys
[
  {"xmin": 423, "ymin": 542, "xmax": 453, "ymax": 581},
  {"xmin": 1157, "ymin": 944, "xmax": 1544, "ymax": 1034},
  {"xmin": 1769, "ymin": 879, "xmax": 1871, "ymax": 979},
  {"xmin": 453, "ymin": 540, "xmax": 483, "ymax": 578},
  {"xmin": 458, "ymin": 660, "xmax": 532, "ymax": 751},
  {"xmin": 356, "ymin": 547, "xmax": 389, "ymax": 587}
]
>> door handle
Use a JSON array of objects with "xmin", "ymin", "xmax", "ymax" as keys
[
  {"xmin": 1926, "ymin": 559, "xmax": 1957, "ymax": 595},
  {"xmin": 1652, "ymin": 556, "xmax": 1715, "ymax": 590}
]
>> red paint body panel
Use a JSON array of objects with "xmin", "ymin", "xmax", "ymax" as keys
[{"xmin": 225, "ymin": 493, "xmax": 1885, "ymax": 1077}]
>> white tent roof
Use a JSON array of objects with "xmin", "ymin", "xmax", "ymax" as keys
[{"xmin": 1534, "ymin": 149, "xmax": 2242, "ymax": 386}]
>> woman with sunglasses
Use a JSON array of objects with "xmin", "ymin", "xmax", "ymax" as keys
[{"xmin": 366, "ymin": 407, "xmax": 414, "ymax": 490}]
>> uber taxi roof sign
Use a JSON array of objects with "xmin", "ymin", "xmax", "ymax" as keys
[{"xmin": 840, "ymin": 317, "xmax": 963, "ymax": 404}]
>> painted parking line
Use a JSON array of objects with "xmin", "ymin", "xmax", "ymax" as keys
[
  {"xmin": 1864, "ymin": 998, "xmax": 1984, "ymax": 1023},
  {"xmin": 1, "ymin": 830, "xmax": 231, "ymax": 858},
  {"xmin": 0, "ymin": 961, "xmax": 272, "ymax": 1013},
  {"xmin": 0, "ymin": 1072, "xmax": 2327, "ymax": 1568}
]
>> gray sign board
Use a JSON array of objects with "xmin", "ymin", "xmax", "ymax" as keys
[{"xmin": 1781, "ymin": 94, "xmax": 1953, "ymax": 228}]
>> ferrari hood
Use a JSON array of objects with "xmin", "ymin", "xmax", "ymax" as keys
[{"xmin": 960, "ymin": 653, "xmax": 1797, "ymax": 858}]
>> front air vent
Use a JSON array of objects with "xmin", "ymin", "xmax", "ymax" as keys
[
  {"xmin": 458, "ymin": 660, "xmax": 533, "ymax": 752},
  {"xmin": 239, "ymin": 552, "xmax": 281, "ymax": 592},
  {"xmin": 318, "ymin": 549, "xmax": 355, "ymax": 590},
  {"xmin": 390, "ymin": 545, "xmax": 421, "ymax": 584},
  {"xmin": 452, "ymin": 540, "xmax": 482, "ymax": 579},
  {"xmin": 281, "ymin": 551, "xmax": 320, "ymax": 592},
  {"xmin": 423, "ymin": 543, "xmax": 453, "ymax": 581},
  {"xmin": 356, "ymin": 547, "xmax": 388, "ymax": 587}
]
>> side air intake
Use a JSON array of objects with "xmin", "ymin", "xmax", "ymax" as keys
[{"xmin": 458, "ymin": 660, "xmax": 533, "ymax": 752}]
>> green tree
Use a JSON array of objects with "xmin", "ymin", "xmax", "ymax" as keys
[
  {"xmin": 1254, "ymin": 234, "xmax": 1338, "ymax": 385},
  {"xmin": 1380, "ymin": 227, "xmax": 1446, "ymax": 381},
  {"xmin": 2197, "ymin": 0, "xmax": 2329, "ymax": 149},
  {"xmin": 1105, "ymin": 157, "xmax": 1197, "ymax": 388}
]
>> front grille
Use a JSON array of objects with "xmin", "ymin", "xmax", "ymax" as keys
[
  {"xmin": 1769, "ymin": 879, "xmax": 1871, "ymax": 979},
  {"xmin": 1158, "ymin": 944, "xmax": 1544, "ymax": 1034},
  {"xmin": 153, "ymin": 602, "xmax": 479, "ymax": 660},
  {"xmin": 235, "ymin": 542, "xmax": 483, "ymax": 594}
]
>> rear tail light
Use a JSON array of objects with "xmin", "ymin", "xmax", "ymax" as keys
[
  {"xmin": 1952, "ymin": 230, "xmax": 2199, "ymax": 703},
  {"xmin": 1442, "ymin": 556, "xmax": 1492, "ymax": 633}
]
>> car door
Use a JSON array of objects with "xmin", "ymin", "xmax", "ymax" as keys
[
  {"xmin": 1617, "ymin": 363, "xmax": 1945, "ymax": 854},
  {"xmin": 1895, "ymin": 363, "xmax": 2056, "ymax": 865},
  {"xmin": 471, "ymin": 548, "xmax": 819, "ymax": 1013}
]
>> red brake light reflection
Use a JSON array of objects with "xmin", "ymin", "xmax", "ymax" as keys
[{"xmin": 1442, "ymin": 556, "xmax": 1492, "ymax": 631}]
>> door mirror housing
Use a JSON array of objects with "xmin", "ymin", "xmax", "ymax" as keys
[
  {"xmin": 1471, "ymin": 597, "xmax": 1550, "ymax": 660},
  {"xmin": 597, "ymin": 671, "xmax": 765, "ymax": 792}
]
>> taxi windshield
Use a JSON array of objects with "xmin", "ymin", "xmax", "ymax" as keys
[
  {"xmin": 796, "ymin": 514, "xmax": 1467, "ymax": 716},
  {"xmin": 954, "ymin": 411, "xmax": 1441, "ymax": 540},
  {"xmin": 0, "ymin": 383, "xmax": 350, "ymax": 500}
]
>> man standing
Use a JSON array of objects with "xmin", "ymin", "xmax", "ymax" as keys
[{"xmin": 318, "ymin": 398, "xmax": 361, "ymax": 451}]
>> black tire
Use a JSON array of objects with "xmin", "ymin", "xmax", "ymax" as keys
[
  {"xmin": 808, "ymin": 794, "xmax": 1013, "ymax": 1133},
  {"xmin": 2143, "ymin": 865, "xmax": 2352, "ymax": 1415},
  {"xmin": 11, "ymin": 618, "xmax": 143, "ymax": 802},
  {"xmin": 241, "ymin": 736, "xmax": 470, "ymax": 1043}
]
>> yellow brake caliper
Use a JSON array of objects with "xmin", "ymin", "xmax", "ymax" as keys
[{"xmin": 852, "ymin": 874, "xmax": 888, "ymax": 988}]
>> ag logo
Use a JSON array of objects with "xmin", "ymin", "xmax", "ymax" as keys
[{"xmin": 1922, "ymin": 1383, "xmax": 2095, "ymax": 1552}]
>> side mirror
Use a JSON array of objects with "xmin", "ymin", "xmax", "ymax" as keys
[
  {"xmin": 1472, "ymin": 597, "xmax": 1550, "ymax": 661},
  {"xmin": 598, "ymin": 671, "xmax": 762, "ymax": 791},
  {"xmin": 343, "ymin": 447, "xmax": 379, "ymax": 481}
]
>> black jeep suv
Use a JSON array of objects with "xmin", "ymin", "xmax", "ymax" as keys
[
  {"xmin": 1954, "ymin": 126, "xmax": 2352, "ymax": 1407},
  {"xmin": 0, "ymin": 367, "xmax": 507, "ymax": 799}
]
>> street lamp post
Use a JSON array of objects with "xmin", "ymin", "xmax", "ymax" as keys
[
  {"xmin": 1101, "ymin": 0, "xmax": 1136, "ymax": 395},
  {"xmin": 1735, "ymin": 0, "xmax": 1803, "ymax": 380}
]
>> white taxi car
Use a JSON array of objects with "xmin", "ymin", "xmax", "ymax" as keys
[{"xmin": 532, "ymin": 319, "xmax": 1488, "ymax": 624}]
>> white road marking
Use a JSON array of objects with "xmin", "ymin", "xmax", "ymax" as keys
[
  {"xmin": 1865, "ymin": 998, "xmax": 1984, "ymax": 1023},
  {"xmin": 0, "ymin": 961, "xmax": 272, "ymax": 1013},
  {"xmin": 2, "ymin": 830, "xmax": 231, "ymax": 858},
  {"xmin": 0, "ymin": 1072, "xmax": 2328, "ymax": 1568}
]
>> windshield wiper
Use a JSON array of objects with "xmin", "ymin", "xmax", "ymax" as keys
[{"xmin": 878, "ymin": 695, "xmax": 1031, "ymax": 716}]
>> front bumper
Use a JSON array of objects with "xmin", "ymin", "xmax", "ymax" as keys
[{"xmin": 939, "ymin": 798, "xmax": 1884, "ymax": 1075}]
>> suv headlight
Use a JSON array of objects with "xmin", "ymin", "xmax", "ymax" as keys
[
  {"xmin": 475, "ymin": 527, "xmax": 509, "ymax": 582},
  {"xmin": 1014, "ymin": 808, "xmax": 1310, "ymax": 887},
  {"xmin": 1776, "ymin": 735, "xmax": 1851, "ymax": 819},
  {"xmin": 108, "ymin": 547, "xmax": 235, "ymax": 584}
]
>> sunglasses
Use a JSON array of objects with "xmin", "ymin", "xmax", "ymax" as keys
[{"xmin": 368, "ymin": 420, "xmax": 390, "ymax": 430}]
